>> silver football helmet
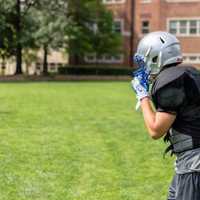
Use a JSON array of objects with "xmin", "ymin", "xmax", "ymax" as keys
[{"xmin": 135, "ymin": 31, "xmax": 183, "ymax": 75}]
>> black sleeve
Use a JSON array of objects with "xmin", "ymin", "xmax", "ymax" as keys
[{"xmin": 155, "ymin": 78, "xmax": 186, "ymax": 114}]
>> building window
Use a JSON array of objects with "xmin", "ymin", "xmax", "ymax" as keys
[
  {"xmin": 85, "ymin": 54, "xmax": 96, "ymax": 62},
  {"xmin": 168, "ymin": 19, "xmax": 200, "ymax": 36},
  {"xmin": 84, "ymin": 54, "xmax": 124, "ymax": 63},
  {"xmin": 102, "ymin": 0, "xmax": 126, "ymax": 4},
  {"xmin": 141, "ymin": 0, "xmax": 151, "ymax": 3},
  {"xmin": 113, "ymin": 20, "xmax": 123, "ymax": 33},
  {"xmin": 166, "ymin": 0, "xmax": 200, "ymax": 2},
  {"xmin": 169, "ymin": 21, "xmax": 178, "ymax": 34},
  {"xmin": 179, "ymin": 20, "xmax": 187, "ymax": 34},
  {"xmin": 113, "ymin": 19, "xmax": 131, "ymax": 36},
  {"xmin": 141, "ymin": 21, "xmax": 150, "ymax": 34},
  {"xmin": 183, "ymin": 54, "xmax": 200, "ymax": 64},
  {"xmin": 189, "ymin": 20, "xmax": 197, "ymax": 34}
]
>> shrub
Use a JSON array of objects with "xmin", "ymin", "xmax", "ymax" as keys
[{"xmin": 58, "ymin": 66, "xmax": 133, "ymax": 76}]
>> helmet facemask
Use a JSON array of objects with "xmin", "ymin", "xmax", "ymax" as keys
[{"xmin": 145, "ymin": 49, "xmax": 162, "ymax": 76}]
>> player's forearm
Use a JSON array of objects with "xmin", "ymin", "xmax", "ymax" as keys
[{"xmin": 140, "ymin": 97, "xmax": 163, "ymax": 139}]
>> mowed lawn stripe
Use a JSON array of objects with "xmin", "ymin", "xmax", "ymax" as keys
[{"xmin": 0, "ymin": 82, "xmax": 174, "ymax": 200}]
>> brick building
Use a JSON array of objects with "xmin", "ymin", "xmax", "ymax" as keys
[
  {"xmin": 84, "ymin": 0, "xmax": 134, "ymax": 66},
  {"xmin": 86, "ymin": 0, "xmax": 200, "ymax": 68},
  {"xmin": 0, "ymin": 50, "xmax": 68, "ymax": 75},
  {"xmin": 135, "ymin": 0, "xmax": 200, "ymax": 68}
]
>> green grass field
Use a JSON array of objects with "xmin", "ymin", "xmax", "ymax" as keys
[{"xmin": 0, "ymin": 82, "xmax": 174, "ymax": 200}]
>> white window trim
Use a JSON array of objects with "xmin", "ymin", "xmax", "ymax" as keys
[
  {"xmin": 166, "ymin": 0, "xmax": 200, "ymax": 3},
  {"xmin": 102, "ymin": 0, "xmax": 126, "ymax": 4},
  {"xmin": 114, "ymin": 18, "xmax": 131, "ymax": 37},
  {"xmin": 84, "ymin": 54, "xmax": 124, "ymax": 64},
  {"xmin": 141, "ymin": 0, "xmax": 151, "ymax": 3},
  {"xmin": 123, "ymin": 31, "xmax": 131, "ymax": 37},
  {"xmin": 167, "ymin": 17, "xmax": 200, "ymax": 37},
  {"xmin": 183, "ymin": 53, "xmax": 200, "ymax": 64}
]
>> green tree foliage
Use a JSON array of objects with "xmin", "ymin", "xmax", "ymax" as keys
[
  {"xmin": 0, "ymin": 0, "xmax": 39, "ymax": 74},
  {"xmin": 33, "ymin": 0, "xmax": 68, "ymax": 74},
  {"xmin": 0, "ymin": 1, "xmax": 16, "ymax": 58},
  {"xmin": 0, "ymin": 0, "xmax": 122, "ymax": 75},
  {"xmin": 67, "ymin": 0, "xmax": 122, "ymax": 64}
]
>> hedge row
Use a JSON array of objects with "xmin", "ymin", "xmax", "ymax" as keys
[{"xmin": 58, "ymin": 66, "xmax": 133, "ymax": 76}]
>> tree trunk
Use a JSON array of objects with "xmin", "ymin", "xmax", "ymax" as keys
[
  {"xmin": 43, "ymin": 45, "xmax": 48, "ymax": 75},
  {"xmin": 15, "ymin": 0, "xmax": 23, "ymax": 74},
  {"xmin": 69, "ymin": 54, "xmax": 80, "ymax": 65},
  {"xmin": 129, "ymin": 0, "xmax": 135, "ymax": 67},
  {"xmin": 74, "ymin": 54, "xmax": 80, "ymax": 65},
  {"xmin": 16, "ymin": 44, "xmax": 22, "ymax": 74},
  {"xmin": 2, "ymin": 54, "xmax": 6, "ymax": 76}
]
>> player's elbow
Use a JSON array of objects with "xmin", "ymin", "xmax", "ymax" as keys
[
  {"xmin": 149, "ymin": 125, "xmax": 164, "ymax": 140},
  {"xmin": 150, "ymin": 132, "xmax": 162, "ymax": 140}
]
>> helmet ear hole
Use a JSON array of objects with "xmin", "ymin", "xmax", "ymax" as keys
[
  {"xmin": 160, "ymin": 37, "xmax": 165, "ymax": 44},
  {"xmin": 152, "ymin": 56, "xmax": 158, "ymax": 63}
]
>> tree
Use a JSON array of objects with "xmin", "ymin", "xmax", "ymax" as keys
[
  {"xmin": 34, "ymin": 0, "xmax": 68, "ymax": 74},
  {"xmin": 0, "ymin": 0, "xmax": 122, "ymax": 75},
  {"xmin": 91, "ymin": 1, "xmax": 122, "ymax": 61},
  {"xmin": 0, "ymin": 1, "xmax": 15, "ymax": 55},
  {"xmin": 66, "ymin": 0, "xmax": 122, "ymax": 65},
  {"xmin": 0, "ymin": 0, "xmax": 39, "ymax": 74},
  {"xmin": 0, "ymin": 1, "xmax": 17, "ymax": 74},
  {"xmin": 14, "ymin": 0, "xmax": 39, "ymax": 74}
]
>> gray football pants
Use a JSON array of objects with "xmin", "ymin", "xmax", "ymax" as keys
[{"xmin": 167, "ymin": 172, "xmax": 200, "ymax": 200}]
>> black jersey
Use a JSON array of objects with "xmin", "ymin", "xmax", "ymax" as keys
[{"xmin": 151, "ymin": 64, "xmax": 200, "ymax": 139}]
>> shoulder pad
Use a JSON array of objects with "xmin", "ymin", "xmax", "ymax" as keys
[{"xmin": 152, "ymin": 65, "xmax": 187, "ymax": 95}]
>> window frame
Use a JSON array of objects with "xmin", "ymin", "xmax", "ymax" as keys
[
  {"xmin": 141, "ymin": 20, "xmax": 150, "ymax": 35},
  {"xmin": 183, "ymin": 53, "xmax": 200, "ymax": 64},
  {"xmin": 167, "ymin": 18, "xmax": 200, "ymax": 37},
  {"xmin": 113, "ymin": 18, "xmax": 131, "ymax": 36},
  {"xmin": 84, "ymin": 54, "xmax": 124, "ymax": 64},
  {"xmin": 141, "ymin": 0, "xmax": 151, "ymax": 3},
  {"xmin": 102, "ymin": 0, "xmax": 126, "ymax": 4},
  {"xmin": 113, "ymin": 19, "xmax": 123, "ymax": 34},
  {"xmin": 166, "ymin": 0, "xmax": 200, "ymax": 2}
]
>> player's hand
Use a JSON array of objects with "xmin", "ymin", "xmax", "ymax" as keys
[
  {"xmin": 133, "ymin": 54, "xmax": 150, "ymax": 91},
  {"xmin": 134, "ymin": 54, "xmax": 146, "ymax": 69},
  {"xmin": 131, "ymin": 77, "xmax": 149, "ymax": 101},
  {"xmin": 131, "ymin": 54, "xmax": 150, "ymax": 110}
]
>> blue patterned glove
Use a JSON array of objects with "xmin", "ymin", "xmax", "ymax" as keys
[
  {"xmin": 131, "ymin": 54, "xmax": 150, "ymax": 110},
  {"xmin": 133, "ymin": 54, "xmax": 150, "ymax": 91},
  {"xmin": 131, "ymin": 77, "xmax": 149, "ymax": 100}
]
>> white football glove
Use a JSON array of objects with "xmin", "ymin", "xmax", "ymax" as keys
[{"xmin": 131, "ymin": 77, "xmax": 149, "ymax": 110}]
